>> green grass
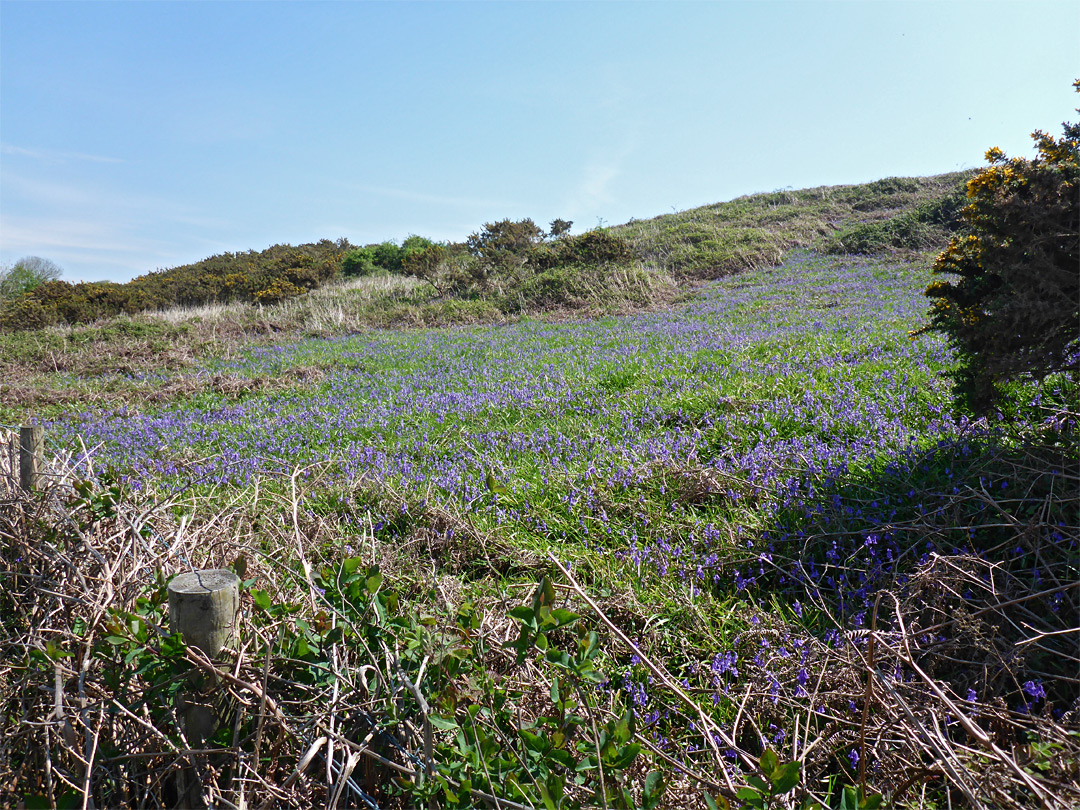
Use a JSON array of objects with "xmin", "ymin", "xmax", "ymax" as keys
[
  {"xmin": 4, "ymin": 173, "xmax": 1075, "ymax": 810},
  {"xmin": 615, "ymin": 170, "xmax": 972, "ymax": 277}
]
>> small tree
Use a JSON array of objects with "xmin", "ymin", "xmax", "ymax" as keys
[
  {"xmin": 402, "ymin": 243, "xmax": 471, "ymax": 295},
  {"xmin": 923, "ymin": 83, "xmax": 1079, "ymax": 412},
  {"xmin": 548, "ymin": 218, "xmax": 573, "ymax": 239},
  {"xmin": 0, "ymin": 256, "xmax": 63, "ymax": 301},
  {"xmin": 465, "ymin": 218, "xmax": 544, "ymax": 279}
]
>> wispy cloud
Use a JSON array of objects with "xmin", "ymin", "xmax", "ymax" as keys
[
  {"xmin": 1, "ymin": 142, "xmax": 125, "ymax": 165},
  {"xmin": 564, "ymin": 136, "xmax": 638, "ymax": 225}
]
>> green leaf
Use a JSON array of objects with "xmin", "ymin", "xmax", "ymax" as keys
[
  {"xmin": 644, "ymin": 769, "xmax": 665, "ymax": 798},
  {"xmin": 538, "ymin": 782, "xmax": 558, "ymax": 810},
  {"xmin": 484, "ymin": 469, "xmax": 507, "ymax": 494},
  {"xmin": 736, "ymin": 787, "xmax": 765, "ymax": 808},
  {"xmin": 746, "ymin": 775, "xmax": 770, "ymax": 794},
  {"xmin": 342, "ymin": 556, "xmax": 364, "ymax": 575},
  {"xmin": 365, "ymin": 570, "xmax": 383, "ymax": 594},
  {"xmin": 862, "ymin": 793, "xmax": 884, "ymax": 810},
  {"xmin": 322, "ymin": 626, "xmax": 344, "ymax": 646},
  {"xmin": 549, "ymin": 748, "xmax": 576, "ymax": 769},
  {"xmin": 549, "ymin": 608, "xmax": 580, "ymax": 627},
  {"xmin": 544, "ymin": 648, "xmax": 572, "ymax": 668},
  {"xmin": 429, "ymin": 714, "xmax": 459, "ymax": 731},
  {"xmin": 607, "ymin": 742, "xmax": 641, "ymax": 769},
  {"xmin": 759, "ymin": 748, "xmax": 780, "ymax": 776},
  {"xmin": 251, "ymin": 588, "xmax": 273, "ymax": 612},
  {"xmin": 508, "ymin": 605, "xmax": 537, "ymax": 626},
  {"xmin": 771, "ymin": 761, "xmax": 801, "ymax": 794},
  {"xmin": 160, "ymin": 633, "xmax": 186, "ymax": 657},
  {"xmin": 520, "ymin": 729, "xmax": 549, "ymax": 753},
  {"xmin": 541, "ymin": 576, "xmax": 556, "ymax": 607}
]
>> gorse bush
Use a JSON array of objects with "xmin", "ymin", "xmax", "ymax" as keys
[
  {"xmin": 923, "ymin": 81, "xmax": 1080, "ymax": 412},
  {"xmin": 0, "ymin": 240, "xmax": 351, "ymax": 330}
]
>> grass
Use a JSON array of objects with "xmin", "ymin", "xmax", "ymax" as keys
[
  {"xmin": 1, "ymin": 175, "xmax": 1075, "ymax": 810},
  {"xmin": 615, "ymin": 172, "xmax": 972, "ymax": 278}
]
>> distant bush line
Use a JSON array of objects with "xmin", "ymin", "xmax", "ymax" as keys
[
  {"xmin": 0, "ymin": 240, "xmax": 351, "ymax": 331},
  {"xmin": 0, "ymin": 221, "xmax": 646, "ymax": 331}
]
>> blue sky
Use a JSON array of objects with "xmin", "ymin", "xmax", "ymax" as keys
[{"xmin": 1, "ymin": 1, "xmax": 1077, "ymax": 283}]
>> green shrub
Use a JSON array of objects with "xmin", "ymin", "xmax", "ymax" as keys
[
  {"xmin": 922, "ymin": 82, "xmax": 1080, "ymax": 411},
  {"xmin": 342, "ymin": 247, "xmax": 378, "ymax": 277},
  {"xmin": 0, "ymin": 297, "xmax": 58, "ymax": 330},
  {"xmin": 344, "ymin": 240, "xmax": 415, "ymax": 277},
  {"xmin": 538, "ymin": 229, "xmax": 637, "ymax": 269}
]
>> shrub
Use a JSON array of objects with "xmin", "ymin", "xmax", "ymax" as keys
[
  {"xmin": 373, "ymin": 240, "xmax": 405, "ymax": 272},
  {"xmin": 555, "ymin": 229, "xmax": 636, "ymax": 267},
  {"xmin": 923, "ymin": 83, "xmax": 1080, "ymax": 411},
  {"xmin": 343, "ymin": 240, "xmax": 414, "ymax": 277},
  {"xmin": 465, "ymin": 218, "xmax": 545, "ymax": 279},
  {"xmin": 0, "ymin": 296, "xmax": 58, "ymax": 330},
  {"xmin": 548, "ymin": 217, "xmax": 573, "ymax": 238},
  {"xmin": 402, "ymin": 243, "xmax": 471, "ymax": 296},
  {"xmin": 252, "ymin": 278, "xmax": 306, "ymax": 305},
  {"xmin": 341, "ymin": 247, "xmax": 378, "ymax": 277}
]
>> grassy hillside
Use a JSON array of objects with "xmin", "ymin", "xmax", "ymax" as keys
[
  {"xmin": 0, "ymin": 171, "xmax": 972, "ymax": 420},
  {"xmin": 0, "ymin": 172, "xmax": 970, "ymax": 338},
  {"xmin": 2, "ymin": 173, "xmax": 1075, "ymax": 810},
  {"xmin": 616, "ymin": 172, "xmax": 971, "ymax": 277}
]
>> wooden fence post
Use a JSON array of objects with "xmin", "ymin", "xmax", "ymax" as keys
[
  {"xmin": 20, "ymin": 425, "xmax": 43, "ymax": 492},
  {"xmin": 167, "ymin": 569, "xmax": 240, "ymax": 808},
  {"xmin": 168, "ymin": 569, "xmax": 241, "ymax": 658}
]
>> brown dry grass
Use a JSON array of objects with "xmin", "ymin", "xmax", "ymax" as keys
[{"xmin": 1, "ymin": 429, "xmax": 1076, "ymax": 809}]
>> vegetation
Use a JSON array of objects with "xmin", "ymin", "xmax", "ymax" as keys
[
  {"xmin": 614, "ymin": 172, "xmax": 972, "ymax": 277},
  {"xmin": 0, "ymin": 239, "xmax": 351, "ymax": 330},
  {"xmin": 0, "ymin": 173, "xmax": 971, "ymax": 334},
  {"xmin": 342, "ymin": 235, "xmax": 437, "ymax": 277},
  {"xmin": 1, "ymin": 124, "xmax": 1075, "ymax": 807},
  {"xmin": 923, "ymin": 88, "xmax": 1080, "ymax": 412},
  {"xmin": 3, "ymin": 247, "xmax": 1075, "ymax": 808}
]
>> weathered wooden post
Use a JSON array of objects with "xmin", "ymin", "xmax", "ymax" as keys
[
  {"xmin": 20, "ymin": 425, "xmax": 43, "ymax": 492},
  {"xmin": 168, "ymin": 569, "xmax": 241, "ymax": 658},
  {"xmin": 167, "ymin": 569, "xmax": 240, "ymax": 808}
]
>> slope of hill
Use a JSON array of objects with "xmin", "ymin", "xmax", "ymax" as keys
[
  {"xmin": 1, "ymin": 167, "xmax": 1076, "ymax": 809},
  {"xmin": 0, "ymin": 172, "xmax": 971, "ymax": 336}
]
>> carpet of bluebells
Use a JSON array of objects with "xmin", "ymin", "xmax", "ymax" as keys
[
  {"xmin": 49, "ymin": 250, "xmax": 1077, "ymax": 762},
  {"xmin": 54, "ymin": 250, "xmax": 958, "ymax": 520}
]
